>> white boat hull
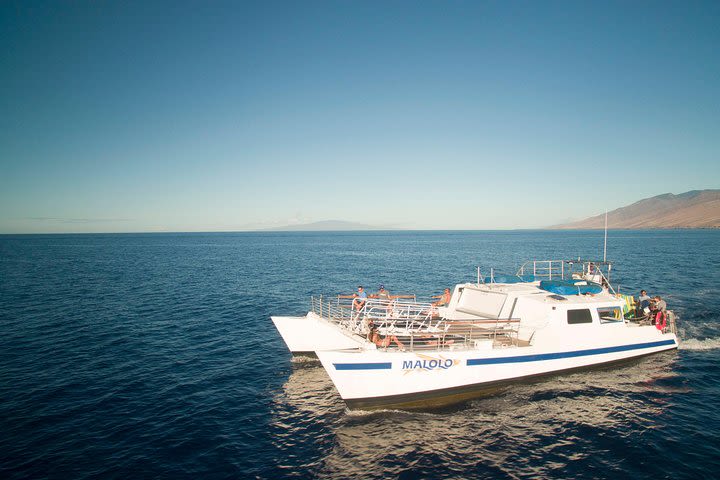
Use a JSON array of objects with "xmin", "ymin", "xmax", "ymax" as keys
[
  {"xmin": 271, "ymin": 312, "xmax": 363, "ymax": 354},
  {"xmin": 316, "ymin": 329, "xmax": 679, "ymax": 409}
]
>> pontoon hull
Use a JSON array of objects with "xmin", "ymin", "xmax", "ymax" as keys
[
  {"xmin": 316, "ymin": 332, "xmax": 679, "ymax": 410},
  {"xmin": 271, "ymin": 312, "xmax": 363, "ymax": 354}
]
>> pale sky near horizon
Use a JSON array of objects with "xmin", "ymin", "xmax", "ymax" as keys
[{"xmin": 1, "ymin": 1, "xmax": 719, "ymax": 233}]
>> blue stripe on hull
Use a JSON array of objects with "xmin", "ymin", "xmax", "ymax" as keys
[
  {"xmin": 334, "ymin": 362, "xmax": 392, "ymax": 370},
  {"xmin": 331, "ymin": 339, "xmax": 677, "ymax": 371},
  {"xmin": 467, "ymin": 339, "xmax": 676, "ymax": 366}
]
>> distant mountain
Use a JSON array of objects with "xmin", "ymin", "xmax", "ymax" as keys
[
  {"xmin": 551, "ymin": 190, "xmax": 720, "ymax": 229},
  {"xmin": 261, "ymin": 220, "xmax": 385, "ymax": 231}
]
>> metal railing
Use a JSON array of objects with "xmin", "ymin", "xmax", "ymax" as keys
[
  {"xmin": 517, "ymin": 259, "xmax": 567, "ymax": 280},
  {"xmin": 516, "ymin": 259, "xmax": 616, "ymax": 294},
  {"xmin": 310, "ymin": 295, "xmax": 523, "ymax": 352}
]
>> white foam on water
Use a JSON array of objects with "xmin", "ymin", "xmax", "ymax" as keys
[
  {"xmin": 678, "ymin": 337, "xmax": 720, "ymax": 351},
  {"xmin": 346, "ymin": 409, "xmax": 385, "ymax": 417},
  {"xmin": 291, "ymin": 355, "xmax": 320, "ymax": 364},
  {"xmin": 344, "ymin": 407, "xmax": 437, "ymax": 418}
]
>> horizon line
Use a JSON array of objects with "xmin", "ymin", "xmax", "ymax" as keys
[{"xmin": 1, "ymin": 226, "xmax": 718, "ymax": 236}]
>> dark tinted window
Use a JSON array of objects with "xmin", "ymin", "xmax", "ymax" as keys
[{"xmin": 567, "ymin": 309, "xmax": 593, "ymax": 324}]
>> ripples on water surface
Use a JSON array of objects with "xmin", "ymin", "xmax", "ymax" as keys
[{"xmin": 1, "ymin": 230, "xmax": 719, "ymax": 479}]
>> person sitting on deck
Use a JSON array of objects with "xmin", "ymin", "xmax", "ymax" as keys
[
  {"xmin": 370, "ymin": 326, "xmax": 405, "ymax": 350},
  {"xmin": 370, "ymin": 284, "xmax": 397, "ymax": 319},
  {"xmin": 352, "ymin": 286, "xmax": 367, "ymax": 312},
  {"xmin": 637, "ymin": 290, "xmax": 652, "ymax": 312},
  {"xmin": 432, "ymin": 288, "xmax": 452, "ymax": 307},
  {"xmin": 371, "ymin": 284, "xmax": 393, "ymax": 301}
]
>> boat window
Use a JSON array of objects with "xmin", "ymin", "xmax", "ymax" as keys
[
  {"xmin": 455, "ymin": 287, "xmax": 508, "ymax": 319},
  {"xmin": 567, "ymin": 309, "xmax": 593, "ymax": 324},
  {"xmin": 598, "ymin": 306, "xmax": 623, "ymax": 323}
]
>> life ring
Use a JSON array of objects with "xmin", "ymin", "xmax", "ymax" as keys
[{"xmin": 655, "ymin": 311, "xmax": 667, "ymax": 331}]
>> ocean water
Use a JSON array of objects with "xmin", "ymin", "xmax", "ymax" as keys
[{"xmin": 1, "ymin": 230, "xmax": 719, "ymax": 479}]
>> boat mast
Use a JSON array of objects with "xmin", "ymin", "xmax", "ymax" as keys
[{"xmin": 603, "ymin": 209, "xmax": 608, "ymax": 262}]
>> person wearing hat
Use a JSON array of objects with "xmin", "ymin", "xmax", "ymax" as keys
[
  {"xmin": 370, "ymin": 285, "xmax": 396, "ymax": 324},
  {"xmin": 373, "ymin": 284, "xmax": 391, "ymax": 301}
]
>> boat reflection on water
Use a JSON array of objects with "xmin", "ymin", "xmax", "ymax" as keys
[
  {"xmin": 273, "ymin": 356, "xmax": 346, "ymax": 416},
  {"xmin": 273, "ymin": 352, "xmax": 685, "ymax": 478},
  {"xmin": 267, "ymin": 357, "xmax": 345, "ymax": 473}
]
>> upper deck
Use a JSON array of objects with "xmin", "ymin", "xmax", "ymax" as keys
[{"xmin": 307, "ymin": 259, "xmax": 675, "ymax": 353}]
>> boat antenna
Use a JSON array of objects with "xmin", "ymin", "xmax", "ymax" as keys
[{"xmin": 603, "ymin": 209, "xmax": 608, "ymax": 262}]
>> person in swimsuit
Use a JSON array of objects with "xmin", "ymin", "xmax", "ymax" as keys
[
  {"xmin": 432, "ymin": 288, "xmax": 451, "ymax": 307},
  {"xmin": 370, "ymin": 327, "xmax": 405, "ymax": 350}
]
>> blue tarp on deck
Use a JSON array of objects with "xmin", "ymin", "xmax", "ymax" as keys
[{"xmin": 539, "ymin": 280, "xmax": 603, "ymax": 295}]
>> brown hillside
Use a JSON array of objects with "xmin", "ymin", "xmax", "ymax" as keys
[{"xmin": 552, "ymin": 190, "xmax": 720, "ymax": 229}]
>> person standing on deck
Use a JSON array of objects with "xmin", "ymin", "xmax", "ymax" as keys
[
  {"xmin": 651, "ymin": 295, "xmax": 668, "ymax": 328},
  {"xmin": 653, "ymin": 296, "xmax": 667, "ymax": 313}
]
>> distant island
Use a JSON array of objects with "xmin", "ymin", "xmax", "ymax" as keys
[
  {"xmin": 259, "ymin": 190, "xmax": 720, "ymax": 232},
  {"xmin": 551, "ymin": 190, "xmax": 720, "ymax": 229},
  {"xmin": 260, "ymin": 220, "xmax": 388, "ymax": 231}
]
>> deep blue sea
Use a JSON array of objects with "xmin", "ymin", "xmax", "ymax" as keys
[{"xmin": 1, "ymin": 230, "xmax": 719, "ymax": 479}]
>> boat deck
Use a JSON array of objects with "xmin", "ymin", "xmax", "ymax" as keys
[{"xmin": 310, "ymin": 295, "xmax": 526, "ymax": 352}]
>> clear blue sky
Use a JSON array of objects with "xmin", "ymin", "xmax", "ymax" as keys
[{"xmin": 1, "ymin": 0, "xmax": 719, "ymax": 233}]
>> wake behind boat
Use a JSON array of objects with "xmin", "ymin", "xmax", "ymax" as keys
[{"xmin": 271, "ymin": 259, "xmax": 678, "ymax": 409}]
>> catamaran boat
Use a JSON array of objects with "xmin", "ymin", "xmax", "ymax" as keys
[{"xmin": 271, "ymin": 259, "xmax": 678, "ymax": 410}]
